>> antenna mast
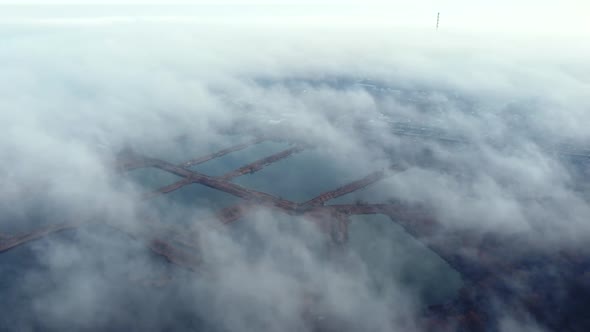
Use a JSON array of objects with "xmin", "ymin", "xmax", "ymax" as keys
[{"xmin": 436, "ymin": 12, "xmax": 440, "ymax": 30}]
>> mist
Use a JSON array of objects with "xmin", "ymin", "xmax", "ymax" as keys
[{"xmin": 1, "ymin": 3, "xmax": 589, "ymax": 332}]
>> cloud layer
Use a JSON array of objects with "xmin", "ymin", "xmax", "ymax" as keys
[{"xmin": 1, "ymin": 6, "xmax": 589, "ymax": 331}]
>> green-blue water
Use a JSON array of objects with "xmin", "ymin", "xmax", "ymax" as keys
[
  {"xmin": 1, "ymin": 138, "xmax": 463, "ymax": 330},
  {"xmin": 125, "ymin": 138, "xmax": 463, "ymax": 305}
]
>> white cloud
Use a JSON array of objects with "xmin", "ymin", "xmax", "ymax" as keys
[{"xmin": 1, "ymin": 6, "xmax": 589, "ymax": 330}]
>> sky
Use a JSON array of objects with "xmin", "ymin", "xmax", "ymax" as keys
[{"xmin": 0, "ymin": 1, "xmax": 587, "ymax": 36}]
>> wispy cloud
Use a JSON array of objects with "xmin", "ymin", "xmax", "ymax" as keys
[{"xmin": 1, "ymin": 4, "xmax": 589, "ymax": 331}]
